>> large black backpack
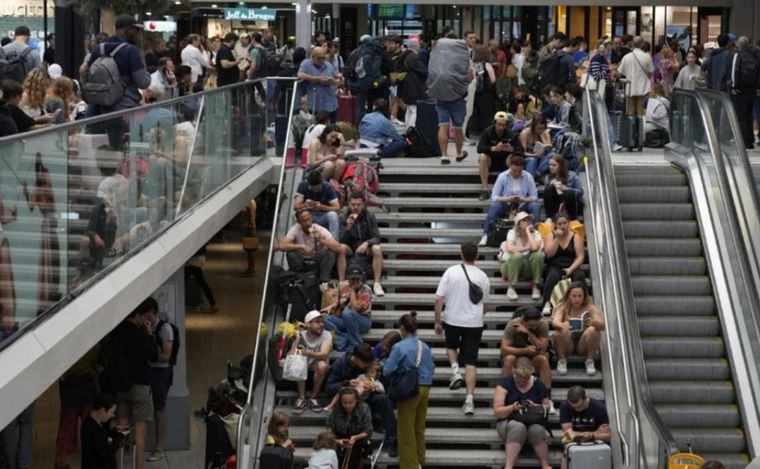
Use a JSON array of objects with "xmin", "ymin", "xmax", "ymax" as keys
[
  {"xmin": 0, "ymin": 47, "xmax": 33, "ymax": 83},
  {"xmin": 536, "ymin": 52, "xmax": 562, "ymax": 91},
  {"xmin": 97, "ymin": 328, "xmax": 132, "ymax": 393},
  {"xmin": 156, "ymin": 320, "xmax": 181, "ymax": 366},
  {"xmin": 736, "ymin": 50, "xmax": 760, "ymax": 90}
]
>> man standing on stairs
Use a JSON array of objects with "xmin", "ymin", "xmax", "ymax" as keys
[{"xmin": 434, "ymin": 241, "xmax": 491, "ymax": 415}]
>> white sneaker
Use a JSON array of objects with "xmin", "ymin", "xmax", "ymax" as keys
[
  {"xmin": 319, "ymin": 282, "xmax": 329, "ymax": 293},
  {"xmin": 557, "ymin": 359, "xmax": 568, "ymax": 375},
  {"xmin": 478, "ymin": 234, "xmax": 488, "ymax": 246},
  {"xmin": 531, "ymin": 286, "xmax": 541, "ymax": 300},
  {"xmin": 462, "ymin": 400, "xmax": 475, "ymax": 415},
  {"xmin": 612, "ymin": 143, "xmax": 624, "ymax": 152},
  {"xmin": 507, "ymin": 287, "xmax": 519, "ymax": 301},
  {"xmin": 542, "ymin": 302, "xmax": 552, "ymax": 317},
  {"xmin": 548, "ymin": 400, "xmax": 556, "ymax": 415},
  {"xmin": 585, "ymin": 359, "xmax": 597, "ymax": 376},
  {"xmin": 449, "ymin": 372, "xmax": 465, "ymax": 390},
  {"xmin": 373, "ymin": 282, "xmax": 385, "ymax": 297}
]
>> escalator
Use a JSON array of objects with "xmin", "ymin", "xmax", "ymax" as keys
[{"xmin": 615, "ymin": 165, "xmax": 749, "ymax": 467}]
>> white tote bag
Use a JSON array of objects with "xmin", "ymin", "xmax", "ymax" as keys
[{"xmin": 282, "ymin": 339, "xmax": 308, "ymax": 382}]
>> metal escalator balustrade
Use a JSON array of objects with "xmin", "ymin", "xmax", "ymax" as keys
[{"xmin": 582, "ymin": 88, "xmax": 675, "ymax": 468}]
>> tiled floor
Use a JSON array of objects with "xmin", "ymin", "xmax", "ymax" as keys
[{"xmin": 29, "ymin": 232, "xmax": 271, "ymax": 469}]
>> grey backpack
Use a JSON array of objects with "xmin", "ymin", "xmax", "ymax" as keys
[{"xmin": 84, "ymin": 43, "xmax": 128, "ymax": 106}]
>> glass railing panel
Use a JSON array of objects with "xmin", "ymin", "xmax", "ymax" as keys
[{"xmin": 0, "ymin": 79, "xmax": 278, "ymax": 350}]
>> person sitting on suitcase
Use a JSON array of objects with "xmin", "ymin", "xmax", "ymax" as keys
[
  {"xmin": 559, "ymin": 385, "xmax": 611, "ymax": 469},
  {"xmin": 338, "ymin": 192, "xmax": 385, "ymax": 296},
  {"xmin": 478, "ymin": 155, "xmax": 540, "ymax": 247},
  {"xmin": 294, "ymin": 171, "xmax": 342, "ymax": 237},
  {"xmin": 358, "ymin": 98, "xmax": 407, "ymax": 158},
  {"xmin": 291, "ymin": 311, "xmax": 333, "ymax": 414},
  {"xmin": 278, "ymin": 208, "xmax": 343, "ymax": 286},
  {"xmin": 477, "ymin": 111, "xmax": 520, "ymax": 200},
  {"xmin": 324, "ymin": 265, "xmax": 374, "ymax": 352}
]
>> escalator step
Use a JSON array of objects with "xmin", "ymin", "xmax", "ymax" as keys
[
  {"xmin": 628, "ymin": 257, "xmax": 706, "ymax": 275},
  {"xmin": 621, "ymin": 203, "xmax": 695, "ymax": 220},
  {"xmin": 623, "ymin": 220, "xmax": 699, "ymax": 238},
  {"xmin": 617, "ymin": 186, "xmax": 691, "ymax": 203},
  {"xmin": 625, "ymin": 238, "xmax": 703, "ymax": 257},
  {"xmin": 645, "ymin": 358, "xmax": 730, "ymax": 380},
  {"xmin": 649, "ymin": 381, "xmax": 735, "ymax": 404},
  {"xmin": 641, "ymin": 337, "xmax": 725, "ymax": 359},
  {"xmin": 638, "ymin": 317, "xmax": 721, "ymax": 337},
  {"xmin": 635, "ymin": 295, "xmax": 715, "ymax": 315},
  {"xmin": 631, "ymin": 275, "xmax": 712, "ymax": 295},
  {"xmin": 615, "ymin": 171, "xmax": 688, "ymax": 187},
  {"xmin": 656, "ymin": 404, "xmax": 742, "ymax": 428}
]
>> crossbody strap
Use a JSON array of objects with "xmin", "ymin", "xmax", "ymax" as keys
[
  {"xmin": 415, "ymin": 340, "xmax": 423, "ymax": 367},
  {"xmin": 460, "ymin": 263, "xmax": 474, "ymax": 287}
]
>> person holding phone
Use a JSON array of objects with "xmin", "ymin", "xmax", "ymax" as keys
[
  {"xmin": 476, "ymin": 111, "xmax": 519, "ymax": 200},
  {"xmin": 500, "ymin": 307, "xmax": 552, "ymax": 397},
  {"xmin": 552, "ymin": 281, "xmax": 605, "ymax": 376},
  {"xmin": 81, "ymin": 394, "xmax": 127, "ymax": 469},
  {"xmin": 541, "ymin": 211, "xmax": 585, "ymax": 316},
  {"xmin": 327, "ymin": 387, "xmax": 373, "ymax": 468}
]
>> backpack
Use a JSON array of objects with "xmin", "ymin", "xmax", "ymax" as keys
[
  {"xmin": 84, "ymin": 43, "xmax": 128, "ymax": 106},
  {"xmin": 522, "ymin": 50, "xmax": 540, "ymax": 91},
  {"xmin": 341, "ymin": 160, "xmax": 383, "ymax": 207},
  {"xmin": 0, "ymin": 47, "xmax": 33, "ymax": 83},
  {"xmin": 250, "ymin": 45, "xmax": 267, "ymax": 78},
  {"xmin": 263, "ymin": 47, "xmax": 284, "ymax": 77},
  {"xmin": 736, "ymin": 50, "xmax": 760, "ymax": 90},
  {"xmin": 156, "ymin": 319, "xmax": 181, "ymax": 366},
  {"xmin": 348, "ymin": 41, "xmax": 385, "ymax": 92},
  {"xmin": 405, "ymin": 126, "xmax": 438, "ymax": 158},
  {"xmin": 536, "ymin": 52, "xmax": 562, "ymax": 91},
  {"xmin": 97, "ymin": 329, "xmax": 132, "ymax": 393}
]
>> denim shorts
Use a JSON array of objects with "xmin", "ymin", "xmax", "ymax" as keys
[{"xmin": 435, "ymin": 98, "xmax": 467, "ymax": 128}]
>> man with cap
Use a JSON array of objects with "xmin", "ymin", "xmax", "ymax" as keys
[
  {"xmin": 477, "ymin": 111, "xmax": 520, "ymax": 200},
  {"xmin": 85, "ymin": 15, "xmax": 151, "ymax": 149},
  {"xmin": 290, "ymin": 310, "xmax": 333, "ymax": 414},
  {"xmin": 2, "ymin": 26, "xmax": 41, "ymax": 74},
  {"xmin": 500, "ymin": 306, "xmax": 553, "ymax": 402},
  {"xmin": 324, "ymin": 264, "xmax": 373, "ymax": 352}
]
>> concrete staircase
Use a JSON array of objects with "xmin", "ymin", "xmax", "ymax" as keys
[{"xmin": 277, "ymin": 160, "xmax": 604, "ymax": 468}]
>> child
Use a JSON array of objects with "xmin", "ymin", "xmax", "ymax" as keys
[
  {"xmin": 307, "ymin": 429, "xmax": 339, "ymax": 469},
  {"xmin": 372, "ymin": 329, "xmax": 403, "ymax": 363},
  {"xmin": 323, "ymin": 362, "xmax": 385, "ymax": 412}
]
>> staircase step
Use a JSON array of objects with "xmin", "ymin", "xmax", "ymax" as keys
[
  {"xmin": 380, "ymin": 227, "xmax": 482, "ymax": 240},
  {"xmin": 627, "ymin": 257, "xmax": 706, "ymax": 275},
  {"xmin": 381, "ymin": 243, "xmax": 498, "ymax": 257},
  {"xmin": 638, "ymin": 317, "xmax": 721, "ymax": 337},
  {"xmin": 379, "ymin": 275, "xmax": 530, "ymax": 291},
  {"xmin": 650, "ymin": 381, "xmax": 735, "ymax": 404},
  {"xmin": 617, "ymin": 186, "xmax": 691, "ymax": 203},
  {"xmin": 656, "ymin": 404, "xmax": 742, "ymax": 428},
  {"xmin": 635, "ymin": 295, "xmax": 715, "ymax": 316},
  {"xmin": 641, "ymin": 337, "xmax": 725, "ymax": 359},
  {"xmin": 625, "ymin": 238, "xmax": 703, "ymax": 257},
  {"xmin": 371, "ymin": 310, "xmax": 507, "ymax": 328},
  {"xmin": 383, "ymin": 259, "xmax": 501, "ymax": 272},
  {"xmin": 380, "ymin": 165, "xmax": 484, "ymax": 177},
  {"xmin": 645, "ymin": 358, "xmax": 730, "ymax": 380},
  {"xmin": 620, "ymin": 203, "xmax": 695, "ymax": 220},
  {"xmin": 382, "ymin": 197, "xmax": 490, "ymax": 209},
  {"xmin": 372, "ymin": 292, "xmax": 535, "ymax": 308},
  {"xmin": 631, "ymin": 275, "xmax": 711, "ymax": 295},
  {"xmin": 363, "ymin": 328, "xmax": 506, "ymax": 345},
  {"xmin": 623, "ymin": 221, "xmax": 699, "ymax": 238},
  {"xmin": 376, "ymin": 212, "xmax": 487, "ymax": 223},
  {"xmin": 378, "ymin": 183, "xmax": 485, "ymax": 195}
]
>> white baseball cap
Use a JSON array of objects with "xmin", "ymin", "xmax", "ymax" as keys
[
  {"xmin": 305, "ymin": 310, "xmax": 322, "ymax": 324},
  {"xmin": 48, "ymin": 63, "xmax": 62, "ymax": 80}
]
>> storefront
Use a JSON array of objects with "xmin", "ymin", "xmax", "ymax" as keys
[{"xmin": 0, "ymin": 0, "xmax": 55, "ymax": 44}]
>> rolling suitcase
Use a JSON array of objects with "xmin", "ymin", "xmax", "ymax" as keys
[
  {"xmin": 415, "ymin": 100, "xmax": 442, "ymax": 157},
  {"xmin": 565, "ymin": 442, "xmax": 612, "ymax": 469},
  {"xmin": 338, "ymin": 94, "xmax": 358, "ymax": 127},
  {"xmin": 615, "ymin": 81, "xmax": 643, "ymax": 151}
]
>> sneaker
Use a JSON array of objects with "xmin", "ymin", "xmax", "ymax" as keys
[
  {"xmin": 585, "ymin": 359, "xmax": 597, "ymax": 376},
  {"xmin": 507, "ymin": 287, "xmax": 519, "ymax": 301},
  {"xmin": 449, "ymin": 372, "xmax": 465, "ymax": 390},
  {"xmin": 319, "ymin": 282, "xmax": 329, "ymax": 293},
  {"xmin": 456, "ymin": 151, "xmax": 469, "ymax": 162},
  {"xmin": 309, "ymin": 399, "xmax": 322, "ymax": 413},
  {"xmin": 612, "ymin": 143, "xmax": 624, "ymax": 152},
  {"xmin": 478, "ymin": 234, "xmax": 488, "ymax": 246},
  {"xmin": 462, "ymin": 399, "xmax": 475, "ymax": 415},
  {"xmin": 440, "ymin": 157, "xmax": 451, "ymax": 165},
  {"xmin": 373, "ymin": 282, "xmax": 385, "ymax": 297},
  {"xmin": 531, "ymin": 286, "xmax": 541, "ymax": 300},
  {"xmin": 478, "ymin": 190, "xmax": 490, "ymax": 201},
  {"xmin": 548, "ymin": 400, "xmax": 556, "ymax": 415},
  {"xmin": 293, "ymin": 398, "xmax": 307, "ymax": 414},
  {"xmin": 385, "ymin": 441, "xmax": 398, "ymax": 458},
  {"xmin": 542, "ymin": 302, "xmax": 552, "ymax": 317},
  {"xmin": 557, "ymin": 359, "xmax": 568, "ymax": 375},
  {"xmin": 147, "ymin": 449, "xmax": 165, "ymax": 462}
]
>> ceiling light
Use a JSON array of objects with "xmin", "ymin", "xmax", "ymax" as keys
[
  {"xmin": 175, "ymin": 1, "xmax": 181, "ymax": 4},
  {"xmin": 211, "ymin": 4, "xmax": 218, "ymax": 7},
  {"xmin": 146, "ymin": 11, "xmax": 152, "ymax": 15}
]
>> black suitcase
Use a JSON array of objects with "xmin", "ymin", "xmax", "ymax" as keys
[
  {"xmin": 415, "ymin": 100, "xmax": 442, "ymax": 157},
  {"xmin": 288, "ymin": 271, "xmax": 320, "ymax": 323},
  {"xmin": 617, "ymin": 114, "xmax": 643, "ymax": 151}
]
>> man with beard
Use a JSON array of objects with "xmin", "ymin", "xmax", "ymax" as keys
[
  {"xmin": 290, "ymin": 310, "xmax": 333, "ymax": 413},
  {"xmin": 84, "ymin": 15, "xmax": 151, "ymax": 149}
]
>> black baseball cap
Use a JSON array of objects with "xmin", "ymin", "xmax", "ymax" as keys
[
  {"xmin": 520, "ymin": 306, "xmax": 542, "ymax": 320},
  {"xmin": 115, "ymin": 15, "xmax": 144, "ymax": 30},
  {"xmin": 347, "ymin": 265, "xmax": 363, "ymax": 279}
]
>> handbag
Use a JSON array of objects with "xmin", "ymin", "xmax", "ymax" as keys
[
  {"xmin": 388, "ymin": 340, "xmax": 423, "ymax": 402},
  {"xmin": 510, "ymin": 403, "xmax": 549, "ymax": 427},
  {"xmin": 282, "ymin": 335, "xmax": 308, "ymax": 381},
  {"xmin": 461, "ymin": 264, "xmax": 484, "ymax": 305}
]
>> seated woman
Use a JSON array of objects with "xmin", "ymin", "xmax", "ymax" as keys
[
  {"xmin": 357, "ymin": 98, "xmax": 406, "ymax": 158},
  {"xmin": 492, "ymin": 357, "xmax": 553, "ymax": 469},
  {"xmin": 499, "ymin": 211, "xmax": 544, "ymax": 302},
  {"xmin": 328, "ymin": 387, "xmax": 373, "ymax": 469},
  {"xmin": 551, "ymin": 281, "xmax": 605, "ymax": 376},
  {"xmin": 519, "ymin": 115, "xmax": 553, "ymax": 178},
  {"xmin": 259, "ymin": 410, "xmax": 295, "ymax": 468},
  {"xmin": 644, "ymin": 83, "xmax": 670, "ymax": 136},
  {"xmin": 544, "ymin": 154, "xmax": 584, "ymax": 220},
  {"xmin": 307, "ymin": 124, "xmax": 347, "ymax": 181},
  {"xmin": 0, "ymin": 79, "xmax": 54, "ymax": 132},
  {"xmin": 541, "ymin": 211, "xmax": 585, "ymax": 316}
]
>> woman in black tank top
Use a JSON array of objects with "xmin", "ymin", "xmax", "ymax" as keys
[{"xmin": 541, "ymin": 212, "xmax": 585, "ymax": 314}]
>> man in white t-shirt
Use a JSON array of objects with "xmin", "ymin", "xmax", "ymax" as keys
[
  {"xmin": 291, "ymin": 310, "xmax": 333, "ymax": 413},
  {"xmin": 434, "ymin": 241, "xmax": 491, "ymax": 415},
  {"xmin": 277, "ymin": 208, "xmax": 344, "ymax": 284}
]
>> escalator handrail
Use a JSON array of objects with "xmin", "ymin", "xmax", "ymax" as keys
[
  {"xmin": 583, "ymin": 88, "xmax": 679, "ymax": 465},
  {"xmin": 668, "ymin": 88, "xmax": 760, "ymax": 457}
]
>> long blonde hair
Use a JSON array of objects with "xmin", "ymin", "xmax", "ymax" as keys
[
  {"xmin": 24, "ymin": 68, "xmax": 50, "ymax": 110},
  {"xmin": 46, "ymin": 77, "xmax": 74, "ymax": 121}
]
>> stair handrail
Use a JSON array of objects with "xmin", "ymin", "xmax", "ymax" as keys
[
  {"xmin": 667, "ymin": 88, "xmax": 760, "ymax": 458},
  {"xmin": 583, "ymin": 88, "xmax": 679, "ymax": 468},
  {"xmin": 237, "ymin": 80, "xmax": 303, "ymax": 469}
]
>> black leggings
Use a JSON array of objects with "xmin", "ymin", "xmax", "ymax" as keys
[
  {"xmin": 543, "ymin": 184, "xmax": 583, "ymax": 221},
  {"xmin": 542, "ymin": 264, "xmax": 586, "ymax": 305},
  {"xmin": 185, "ymin": 265, "xmax": 216, "ymax": 306}
]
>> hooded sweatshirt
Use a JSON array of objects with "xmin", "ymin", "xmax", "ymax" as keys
[{"xmin": 703, "ymin": 47, "xmax": 733, "ymax": 92}]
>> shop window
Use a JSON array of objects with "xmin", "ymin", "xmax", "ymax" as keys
[
  {"xmin": 666, "ymin": 6, "xmax": 691, "ymax": 50},
  {"xmin": 640, "ymin": 6, "xmax": 653, "ymax": 43},
  {"xmin": 654, "ymin": 6, "xmax": 666, "ymax": 43}
]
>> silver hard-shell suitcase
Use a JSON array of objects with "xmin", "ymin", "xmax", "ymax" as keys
[{"xmin": 565, "ymin": 442, "xmax": 612, "ymax": 469}]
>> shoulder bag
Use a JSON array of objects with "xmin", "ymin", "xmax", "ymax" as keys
[
  {"xmin": 461, "ymin": 264, "xmax": 484, "ymax": 304},
  {"xmin": 282, "ymin": 334, "xmax": 308, "ymax": 381},
  {"xmin": 388, "ymin": 340, "xmax": 423, "ymax": 402},
  {"xmin": 510, "ymin": 403, "xmax": 549, "ymax": 427}
]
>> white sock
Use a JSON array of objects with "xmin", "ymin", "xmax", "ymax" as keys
[
  {"xmin": 451, "ymin": 363, "xmax": 460, "ymax": 376},
  {"xmin": 466, "ymin": 393, "xmax": 474, "ymax": 403}
]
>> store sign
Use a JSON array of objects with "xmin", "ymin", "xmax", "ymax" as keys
[
  {"xmin": 145, "ymin": 21, "xmax": 177, "ymax": 32},
  {"xmin": 0, "ymin": 0, "xmax": 54, "ymax": 18},
  {"xmin": 223, "ymin": 8, "xmax": 276, "ymax": 21}
]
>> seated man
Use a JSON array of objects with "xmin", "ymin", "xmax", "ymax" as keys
[
  {"xmin": 293, "ymin": 171, "xmax": 341, "ymax": 237},
  {"xmin": 278, "ymin": 208, "xmax": 343, "ymax": 284},
  {"xmin": 324, "ymin": 265, "xmax": 373, "ymax": 352},
  {"xmin": 290, "ymin": 311, "xmax": 332, "ymax": 414},
  {"xmin": 478, "ymin": 155, "xmax": 540, "ymax": 246},
  {"xmin": 358, "ymin": 98, "xmax": 407, "ymax": 158},
  {"xmin": 324, "ymin": 343, "xmax": 397, "ymax": 457},
  {"xmin": 500, "ymin": 306, "xmax": 552, "ymax": 400},
  {"xmin": 338, "ymin": 192, "xmax": 385, "ymax": 296},
  {"xmin": 477, "ymin": 111, "xmax": 520, "ymax": 200},
  {"xmin": 559, "ymin": 385, "xmax": 611, "ymax": 469}
]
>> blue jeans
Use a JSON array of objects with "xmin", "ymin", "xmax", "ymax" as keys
[
  {"xmin": 483, "ymin": 200, "xmax": 541, "ymax": 234},
  {"xmin": 435, "ymin": 98, "xmax": 467, "ymax": 128},
  {"xmin": 379, "ymin": 139, "xmax": 407, "ymax": 158},
  {"xmin": 311, "ymin": 211, "xmax": 339, "ymax": 238},
  {"xmin": 525, "ymin": 156, "xmax": 552, "ymax": 179},
  {"xmin": 3, "ymin": 403, "xmax": 34, "ymax": 469},
  {"xmin": 325, "ymin": 309, "xmax": 372, "ymax": 352}
]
